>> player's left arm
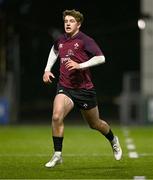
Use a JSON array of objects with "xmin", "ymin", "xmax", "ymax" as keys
[
  {"xmin": 79, "ymin": 55, "xmax": 105, "ymax": 69},
  {"xmin": 65, "ymin": 36, "xmax": 105, "ymax": 71},
  {"xmin": 65, "ymin": 55, "xmax": 105, "ymax": 70}
]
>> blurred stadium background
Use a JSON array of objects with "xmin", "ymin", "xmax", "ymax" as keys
[{"xmin": 0, "ymin": 0, "xmax": 153, "ymax": 125}]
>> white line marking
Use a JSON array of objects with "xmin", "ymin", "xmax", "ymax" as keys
[
  {"xmin": 140, "ymin": 153, "xmax": 153, "ymax": 156},
  {"xmin": 0, "ymin": 153, "xmax": 112, "ymax": 157},
  {"xmin": 0, "ymin": 152, "xmax": 153, "ymax": 157},
  {"xmin": 129, "ymin": 151, "xmax": 139, "ymax": 158},
  {"xmin": 122, "ymin": 127, "xmax": 146, "ymax": 179},
  {"xmin": 127, "ymin": 144, "xmax": 136, "ymax": 150},
  {"xmin": 133, "ymin": 176, "xmax": 146, "ymax": 180},
  {"xmin": 122, "ymin": 128, "xmax": 129, "ymax": 137},
  {"xmin": 126, "ymin": 138, "xmax": 133, "ymax": 144}
]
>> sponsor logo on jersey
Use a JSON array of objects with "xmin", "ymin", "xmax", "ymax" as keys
[{"xmin": 61, "ymin": 57, "xmax": 70, "ymax": 63}]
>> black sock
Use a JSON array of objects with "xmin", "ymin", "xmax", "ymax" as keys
[
  {"xmin": 104, "ymin": 129, "xmax": 114, "ymax": 142},
  {"xmin": 53, "ymin": 136, "xmax": 63, "ymax": 151}
]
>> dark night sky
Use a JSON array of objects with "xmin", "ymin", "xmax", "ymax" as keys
[{"xmin": 1, "ymin": 0, "xmax": 141, "ymax": 119}]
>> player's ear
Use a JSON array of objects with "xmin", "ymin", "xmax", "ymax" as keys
[{"xmin": 77, "ymin": 22, "xmax": 81, "ymax": 28}]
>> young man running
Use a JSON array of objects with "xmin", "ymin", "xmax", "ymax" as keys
[{"xmin": 43, "ymin": 9, "xmax": 122, "ymax": 168}]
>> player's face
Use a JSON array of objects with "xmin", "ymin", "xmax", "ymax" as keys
[{"xmin": 64, "ymin": 15, "xmax": 81, "ymax": 37}]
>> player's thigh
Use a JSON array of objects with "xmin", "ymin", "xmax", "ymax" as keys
[
  {"xmin": 81, "ymin": 106, "xmax": 99, "ymax": 123},
  {"xmin": 53, "ymin": 93, "xmax": 74, "ymax": 118}
]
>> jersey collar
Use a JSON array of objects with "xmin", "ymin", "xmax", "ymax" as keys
[{"xmin": 64, "ymin": 31, "xmax": 81, "ymax": 40}]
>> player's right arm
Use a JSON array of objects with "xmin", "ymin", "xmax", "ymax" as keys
[{"xmin": 43, "ymin": 45, "xmax": 58, "ymax": 83}]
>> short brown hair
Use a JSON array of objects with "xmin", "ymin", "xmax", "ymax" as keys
[{"xmin": 63, "ymin": 9, "xmax": 84, "ymax": 24}]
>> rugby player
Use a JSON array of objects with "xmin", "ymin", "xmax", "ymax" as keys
[{"xmin": 43, "ymin": 9, "xmax": 122, "ymax": 168}]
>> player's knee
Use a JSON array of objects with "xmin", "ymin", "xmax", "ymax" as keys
[
  {"xmin": 88, "ymin": 119, "xmax": 104, "ymax": 130},
  {"xmin": 52, "ymin": 113, "xmax": 62, "ymax": 123},
  {"xmin": 89, "ymin": 122, "xmax": 98, "ymax": 130}
]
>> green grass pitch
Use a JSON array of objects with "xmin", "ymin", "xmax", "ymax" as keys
[{"xmin": 0, "ymin": 123, "xmax": 153, "ymax": 179}]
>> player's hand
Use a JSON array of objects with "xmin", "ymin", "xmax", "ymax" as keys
[
  {"xmin": 43, "ymin": 71, "xmax": 55, "ymax": 84},
  {"xmin": 65, "ymin": 59, "xmax": 80, "ymax": 70}
]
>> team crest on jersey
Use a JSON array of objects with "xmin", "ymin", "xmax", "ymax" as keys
[
  {"xmin": 74, "ymin": 43, "xmax": 79, "ymax": 49},
  {"xmin": 59, "ymin": 43, "xmax": 63, "ymax": 48},
  {"xmin": 66, "ymin": 49, "xmax": 74, "ymax": 57}
]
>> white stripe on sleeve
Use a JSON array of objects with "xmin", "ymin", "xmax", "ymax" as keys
[
  {"xmin": 44, "ymin": 45, "xmax": 58, "ymax": 72},
  {"xmin": 79, "ymin": 55, "xmax": 105, "ymax": 69}
]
